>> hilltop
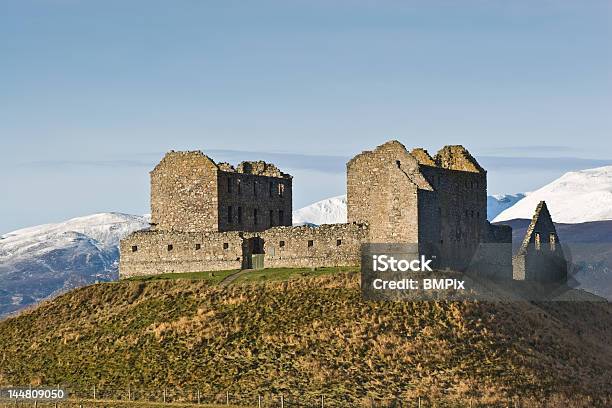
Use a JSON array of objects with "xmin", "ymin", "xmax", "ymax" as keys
[{"xmin": 1, "ymin": 271, "xmax": 611, "ymax": 406}]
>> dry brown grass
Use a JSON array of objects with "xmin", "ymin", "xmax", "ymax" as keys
[{"xmin": 0, "ymin": 272, "xmax": 611, "ymax": 406}]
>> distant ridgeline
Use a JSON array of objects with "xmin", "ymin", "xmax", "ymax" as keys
[{"xmin": 120, "ymin": 141, "xmax": 566, "ymax": 285}]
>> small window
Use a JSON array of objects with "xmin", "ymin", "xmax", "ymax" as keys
[
  {"xmin": 223, "ymin": 242, "xmax": 229, "ymax": 250},
  {"xmin": 131, "ymin": 245, "xmax": 138, "ymax": 252},
  {"xmin": 307, "ymin": 240, "xmax": 314, "ymax": 247},
  {"xmin": 535, "ymin": 233, "xmax": 541, "ymax": 251},
  {"xmin": 269, "ymin": 209, "xmax": 274, "ymax": 227},
  {"xmin": 278, "ymin": 183, "xmax": 285, "ymax": 197},
  {"xmin": 238, "ymin": 206, "xmax": 242, "ymax": 224},
  {"xmin": 471, "ymin": 210, "xmax": 474, "ymax": 218},
  {"xmin": 227, "ymin": 177, "xmax": 232, "ymax": 193},
  {"xmin": 550, "ymin": 234, "xmax": 556, "ymax": 251},
  {"xmin": 167, "ymin": 244, "xmax": 173, "ymax": 251},
  {"xmin": 228, "ymin": 206, "xmax": 233, "ymax": 223},
  {"xmin": 279, "ymin": 240, "xmax": 285, "ymax": 247},
  {"xmin": 336, "ymin": 239, "xmax": 342, "ymax": 246},
  {"xmin": 477, "ymin": 211, "xmax": 480, "ymax": 219},
  {"xmin": 237, "ymin": 178, "xmax": 242, "ymax": 194},
  {"xmin": 396, "ymin": 160, "xmax": 401, "ymax": 168},
  {"xmin": 254, "ymin": 208, "xmax": 258, "ymax": 225},
  {"xmin": 195, "ymin": 243, "xmax": 201, "ymax": 250},
  {"xmin": 278, "ymin": 210, "xmax": 284, "ymax": 225}
]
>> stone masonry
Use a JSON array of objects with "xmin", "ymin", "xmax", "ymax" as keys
[
  {"xmin": 347, "ymin": 141, "xmax": 494, "ymax": 273},
  {"xmin": 150, "ymin": 151, "xmax": 292, "ymax": 233},
  {"xmin": 513, "ymin": 201, "xmax": 567, "ymax": 283},
  {"xmin": 120, "ymin": 140, "xmax": 565, "ymax": 284}
]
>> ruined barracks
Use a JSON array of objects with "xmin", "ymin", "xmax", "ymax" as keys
[{"xmin": 119, "ymin": 140, "xmax": 567, "ymax": 283}]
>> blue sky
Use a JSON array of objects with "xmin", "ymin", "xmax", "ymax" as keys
[{"xmin": 1, "ymin": 1, "xmax": 611, "ymax": 233}]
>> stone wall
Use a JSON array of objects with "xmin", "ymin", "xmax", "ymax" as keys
[
  {"xmin": 217, "ymin": 163, "xmax": 292, "ymax": 232},
  {"xmin": 257, "ymin": 223, "xmax": 368, "ymax": 268},
  {"xmin": 468, "ymin": 222, "xmax": 513, "ymax": 279},
  {"xmin": 119, "ymin": 223, "xmax": 369, "ymax": 278},
  {"xmin": 119, "ymin": 230, "xmax": 244, "ymax": 278},
  {"xmin": 150, "ymin": 152, "xmax": 292, "ymax": 233},
  {"xmin": 122, "ymin": 140, "xmax": 518, "ymax": 280},
  {"xmin": 347, "ymin": 141, "xmax": 488, "ymax": 271},
  {"xmin": 150, "ymin": 151, "xmax": 219, "ymax": 232},
  {"xmin": 418, "ymin": 166, "xmax": 487, "ymax": 271},
  {"xmin": 347, "ymin": 141, "xmax": 432, "ymax": 244},
  {"xmin": 513, "ymin": 201, "xmax": 567, "ymax": 283}
]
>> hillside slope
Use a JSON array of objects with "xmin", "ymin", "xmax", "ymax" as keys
[{"xmin": 1, "ymin": 274, "xmax": 611, "ymax": 405}]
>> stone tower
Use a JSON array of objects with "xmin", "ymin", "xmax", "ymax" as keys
[{"xmin": 346, "ymin": 140, "xmax": 488, "ymax": 271}]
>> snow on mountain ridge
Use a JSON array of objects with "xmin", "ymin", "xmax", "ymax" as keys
[
  {"xmin": 0, "ymin": 213, "xmax": 150, "ymax": 318},
  {"xmin": 293, "ymin": 195, "xmax": 347, "ymax": 225},
  {"xmin": 487, "ymin": 193, "xmax": 527, "ymax": 221},
  {"xmin": 293, "ymin": 193, "xmax": 527, "ymax": 225},
  {"xmin": 1, "ymin": 212, "xmax": 150, "ymax": 251},
  {"xmin": 494, "ymin": 165, "xmax": 612, "ymax": 223}
]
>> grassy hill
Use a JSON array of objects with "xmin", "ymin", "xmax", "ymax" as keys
[{"xmin": 1, "ymin": 269, "xmax": 612, "ymax": 406}]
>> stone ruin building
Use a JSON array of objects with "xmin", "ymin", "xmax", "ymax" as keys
[
  {"xmin": 120, "ymin": 140, "xmax": 567, "ymax": 283},
  {"xmin": 513, "ymin": 201, "xmax": 567, "ymax": 283}
]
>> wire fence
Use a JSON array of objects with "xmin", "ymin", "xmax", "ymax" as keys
[{"xmin": 0, "ymin": 385, "xmax": 528, "ymax": 408}]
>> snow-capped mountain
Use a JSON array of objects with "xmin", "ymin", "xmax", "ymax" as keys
[
  {"xmin": 0, "ymin": 213, "xmax": 149, "ymax": 317},
  {"xmin": 293, "ymin": 195, "xmax": 347, "ymax": 225},
  {"xmin": 487, "ymin": 194, "xmax": 526, "ymax": 221},
  {"xmin": 293, "ymin": 193, "xmax": 526, "ymax": 225},
  {"xmin": 494, "ymin": 165, "xmax": 612, "ymax": 223}
]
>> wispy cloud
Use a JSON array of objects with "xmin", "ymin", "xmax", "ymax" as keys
[
  {"xmin": 19, "ymin": 149, "xmax": 349, "ymax": 174},
  {"xmin": 21, "ymin": 150, "xmax": 611, "ymax": 176},
  {"xmin": 484, "ymin": 145, "xmax": 578, "ymax": 154},
  {"xmin": 22, "ymin": 159, "xmax": 154, "ymax": 168},
  {"xmin": 479, "ymin": 156, "xmax": 612, "ymax": 171}
]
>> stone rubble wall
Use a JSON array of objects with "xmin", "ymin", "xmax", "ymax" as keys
[
  {"xmin": 119, "ymin": 230, "xmax": 245, "ymax": 278},
  {"xmin": 217, "ymin": 170, "xmax": 293, "ymax": 232},
  {"xmin": 150, "ymin": 151, "xmax": 220, "ymax": 232},
  {"xmin": 256, "ymin": 223, "xmax": 368, "ymax": 268},
  {"xmin": 119, "ymin": 223, "xmax": 368, "ymax": 278}
]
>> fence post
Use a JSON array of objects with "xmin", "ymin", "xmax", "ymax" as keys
[
  {"xmin": 321, "ymin": 395, "xmax": 324, "ymax": 408},
  {"xmin": 280, "ymin": 395, "xmax": 284, "ymax": 408},
  {"xmin": 418, "ymin": 396, "xmax": 421, "ymax": 408},
  {"xmin": 163, "ymin": 388, "xmax": 166, "ymax": 404},
  {"xmin": 226, "ymin": 391, "xmax": 229, "ymax": 405},
  {"xmin": 93, "ymin": 385, "xmax": 96, "ymax": 401},
  {"xmin": 258, "ymin": 395, "xmax": 261, "ymax": 408},
  {"xmin": 197, "ymin": 389, "xmax": 200, "ymax": 405},
  {"xmin": 128, "ymin": 386, "xmax": 131, "ymax": 401}
]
